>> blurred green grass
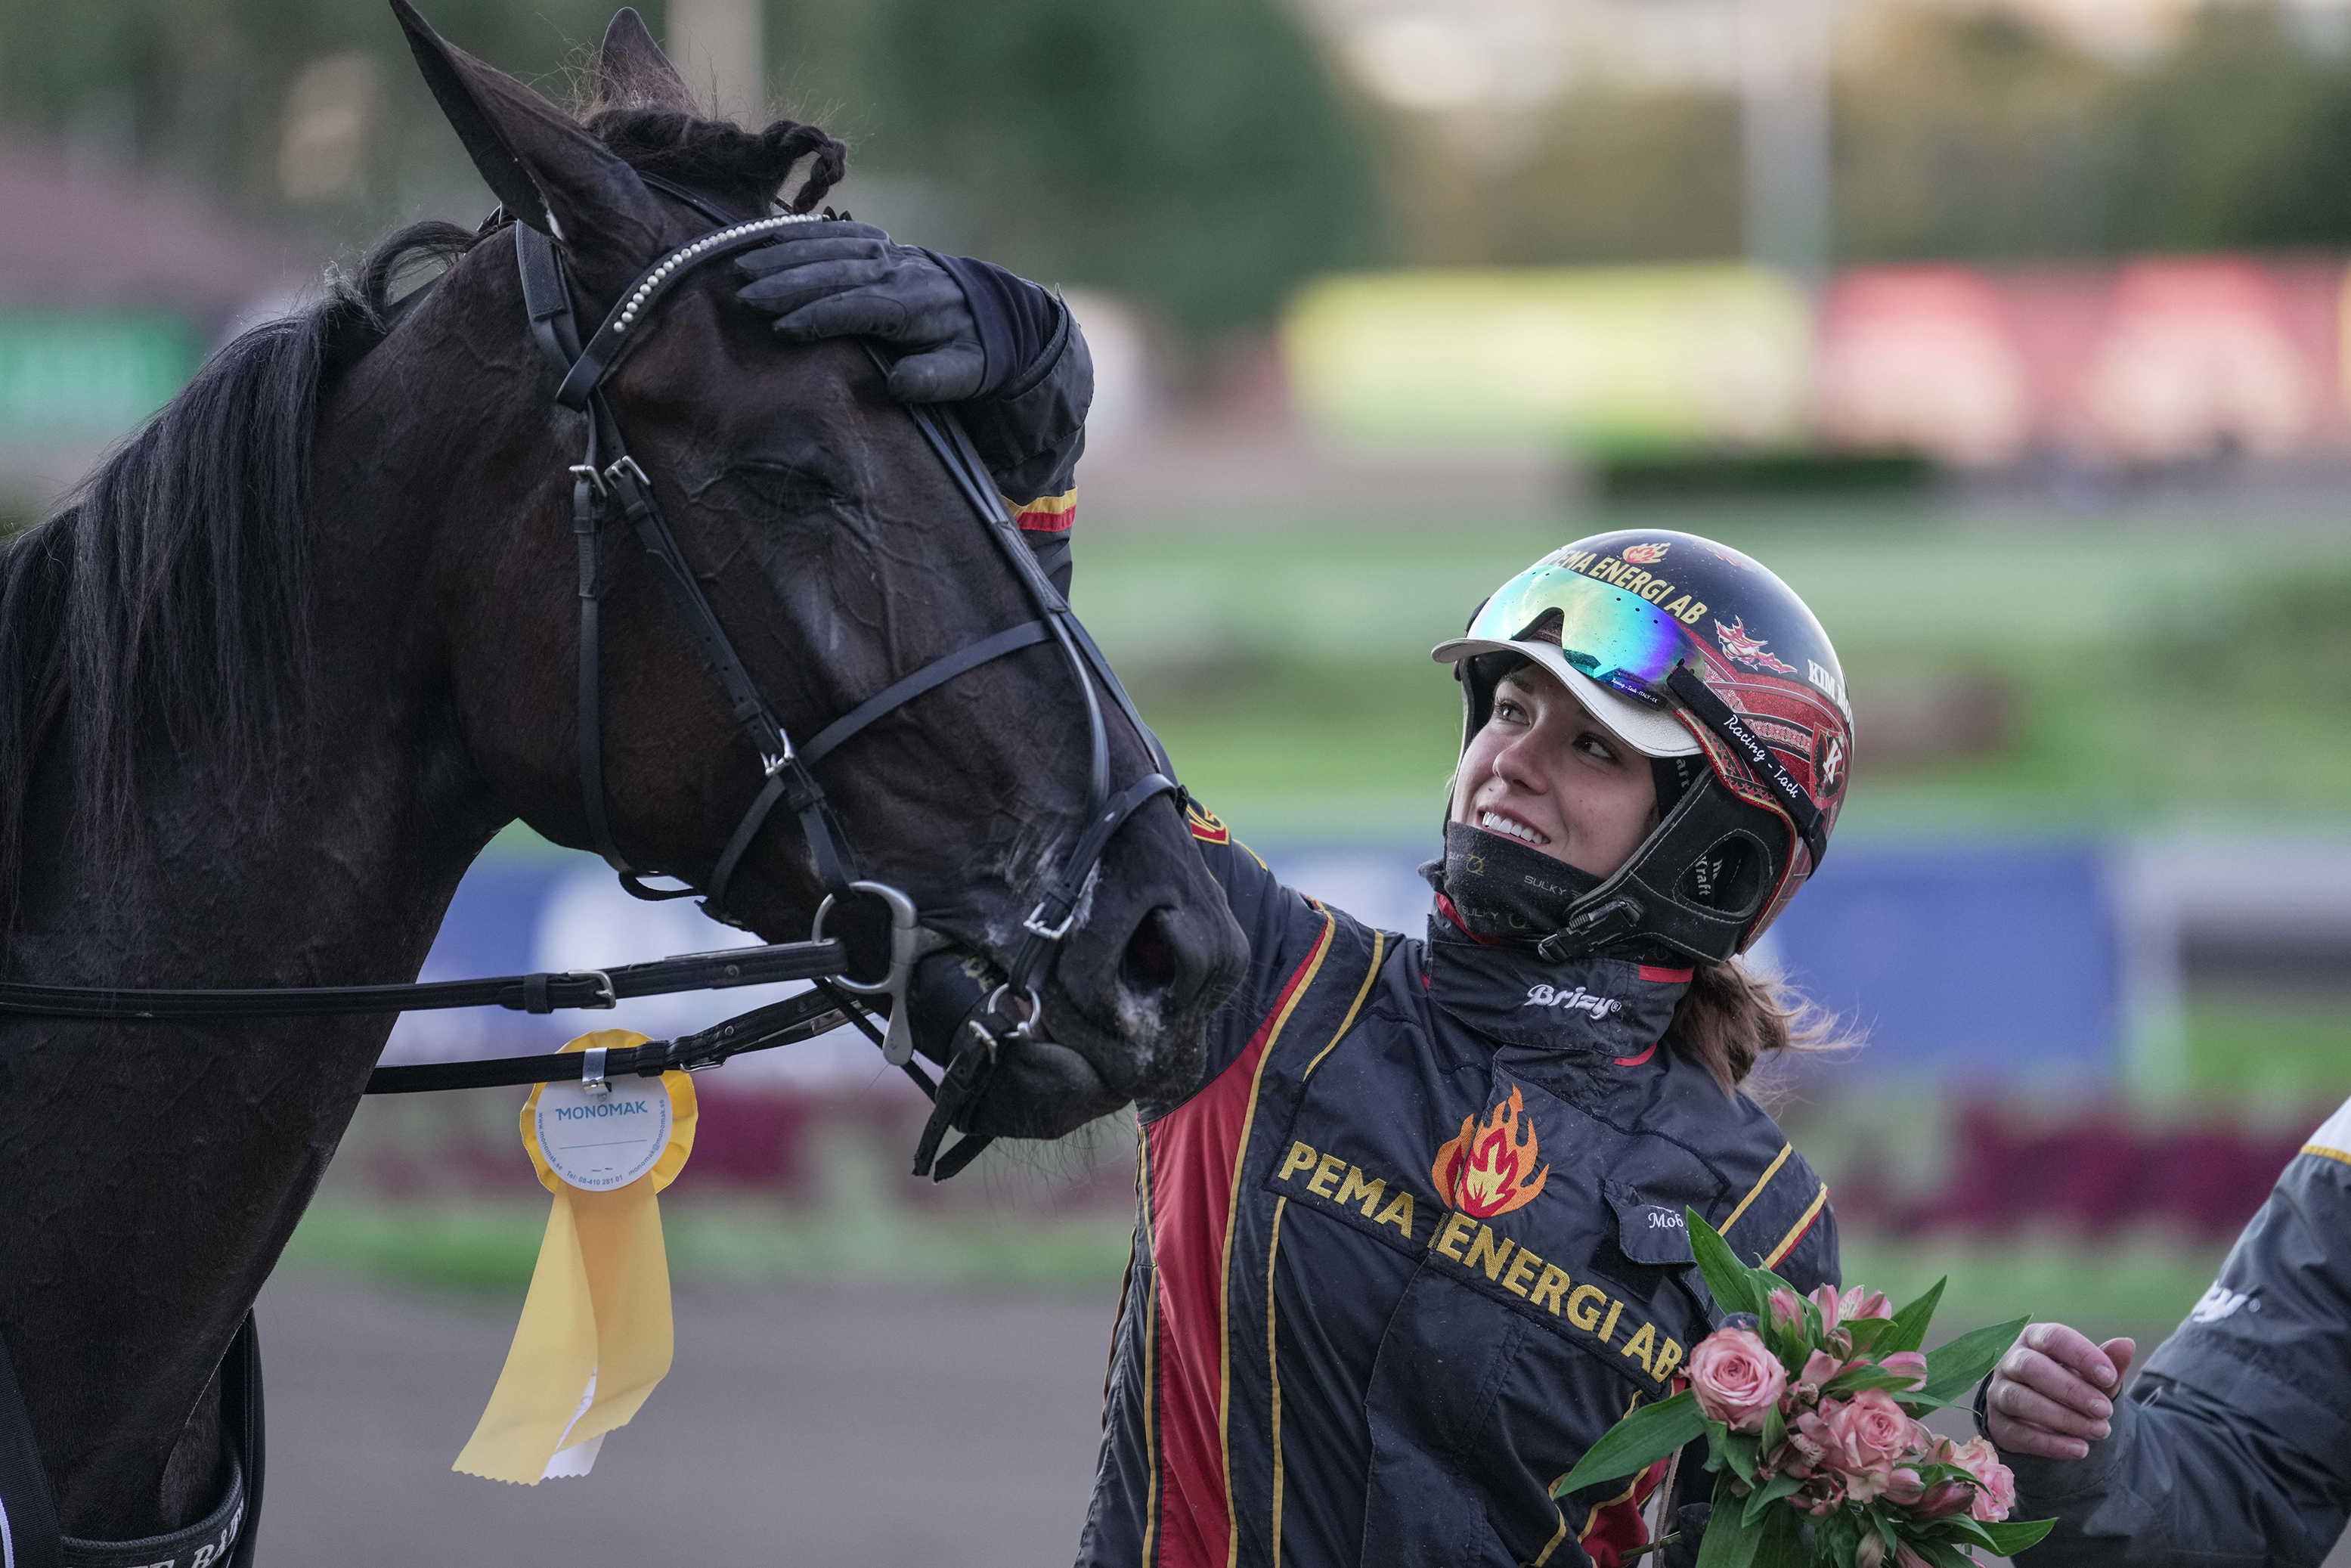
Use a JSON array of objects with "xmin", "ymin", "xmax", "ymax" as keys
[
  {"xmin": 1072, "ymin": 506, "xmax": 2351, "ymax": 838},
  {"xmin": 280, "ymin": 1197, "xmax": 1138, "ymax": 1296},
  {"xmin": 2185, "ymin": 993, "xmax": 2351, "ymax": 1097},
  {"xmin": 1839, "ymin": 1234, "xmax": 2226, "ymax": 1345}
]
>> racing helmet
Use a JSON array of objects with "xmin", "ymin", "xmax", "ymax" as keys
[{"xmin": 1432, "ymin": 528, "xmax": 1852, "ymax": 964}]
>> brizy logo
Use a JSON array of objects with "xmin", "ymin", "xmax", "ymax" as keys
[{"xmin": 1523, "ymin": 983, "xmax": 1624, "ymax": 1018}]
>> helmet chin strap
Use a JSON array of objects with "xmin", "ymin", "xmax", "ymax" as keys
[
  {"xmin": 1429, "ymin": 776, "xmax": 1784, "ymax": 966},
  {"xmin": 1534, "ymin": 774, "xmax": 1782, "ymax": 966}
]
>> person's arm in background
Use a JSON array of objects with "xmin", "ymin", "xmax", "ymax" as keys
[
  {"xmin": 1983, "ymin": 1113, "xmax": 2351, "ymax": 1568},
  {"xmin": 733, "ymin": 222, "xmax": 1089, "ymax": 594}
]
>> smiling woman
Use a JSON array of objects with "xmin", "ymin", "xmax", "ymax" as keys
[{"xmin": 1056, "ymin": 528, "xmax": 1861, "ymax": 1568}]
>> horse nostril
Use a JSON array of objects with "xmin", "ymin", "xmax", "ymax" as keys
[{"xmin": 1120, "ymin": 909, "xmax": 1180, "ymax": 995}]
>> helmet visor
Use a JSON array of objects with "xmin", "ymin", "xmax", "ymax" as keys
[{"xmin": 1458, "ymin": 559, "xmax": 1692, "ymax": 707}]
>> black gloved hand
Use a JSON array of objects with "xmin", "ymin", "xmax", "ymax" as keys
[
  {"xmin": 734, "ymin": 221, "xmax": 983, "ymax": 402},
  {"xmin": 1660, "ymin": 1503, "xmax": 1710, "ymax": 1568}
]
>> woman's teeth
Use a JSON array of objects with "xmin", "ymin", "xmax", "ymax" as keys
[{"xmin": 1481, "ymin": 811, "xmax": 1549, "ymax": 847}]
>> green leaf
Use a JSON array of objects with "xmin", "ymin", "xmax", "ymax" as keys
[
  {"xmin": 1910, "ymin": 1536, "xmax": 1978, "ymax": 1568},
  {"xmin": 1922, "ymin": 1316, "xmax": 2029, "ymax": 1402},
  {"xmin": 1823, "ymin": 1367, "xmax": 1928, "ymax": 1399},
  {"xmin": 1722, "ymin": 1430, "xmax": 1761, "ymax": 1486},
  {"xmin": 1939, "ymin": 1515, "xmax": 2000, "ymax": 1551},
  {"xmin": 1687, "ymin": 1207, "xmax": 1766, "ymax": 1319},
  {"xmin": 1842, "ymin": 1315, "xmax": 1898, "ymax": 1353},
  {"xmin": 1740, "ymin": 1473, "xmax": 1804, "ymax": 1526},
  {"xmin": 1695, "ymin": 1495, "xmax": 1764, "ymax": 1568},
  {"xmin": 1552, "ymin": 1391, "xmax": 1708, "ymax": 1498},
  {"xmin": 1881, "ymin": 1278, "xmax": 1947, "ymax": 1355},
  {"xmin": 1816, "ymin": 1510, "xmax": 1860, "ymax": 1568},
  {"xmin": 1760, "ymin": 1397, "xmax": 1787, "ymax": 1461},
  {"xmin": 1752, "ymin": 1506, "xmax": 1810, "ymax": 1568},
  {"xmin": 1973, "ymin": 1517, "xmax": 2060, "ymax": 1554}
]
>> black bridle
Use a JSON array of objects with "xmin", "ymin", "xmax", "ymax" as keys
[{"xmin": 0, "ymin": 178, "xmax": 1182, "ymax": 1182}]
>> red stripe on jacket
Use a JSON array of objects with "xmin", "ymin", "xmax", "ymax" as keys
[{"xmin": 1142, "ymin": 924, "xmax": 1331, "ymax": 1568}]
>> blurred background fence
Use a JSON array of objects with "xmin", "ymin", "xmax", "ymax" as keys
[{"xmin": 6, "ymin": 0, "xmax": 2350, "ymax": 1557}]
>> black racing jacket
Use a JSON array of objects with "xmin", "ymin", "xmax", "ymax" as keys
[
  {"xmin": 1076, "ymin": 808, "xmax": 1840, "ymax": 1568},
  {"xmin": 2006, "ymin": 1099, "xmax": 2351, "ymax": 1567}
]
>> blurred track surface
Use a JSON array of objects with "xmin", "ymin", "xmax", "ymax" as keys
[{"xmin": 253, "ymin": 1279, "xmax": 1118, "ymax": 1566}]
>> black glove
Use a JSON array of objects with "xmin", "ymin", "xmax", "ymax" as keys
[
  {"xmin": 735, "ymin": 221, "xmax": 985, "ymax": 402},
  {"xmin": 1659, "ymin": 1503, "xmax": 1710, "ymax": 1568}
]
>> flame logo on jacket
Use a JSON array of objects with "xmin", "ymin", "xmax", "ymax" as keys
[
  {"xmin": 1622, "ymin": 541, "xmax": 1670, "ymax": 565},
  {"xmin": 1430, "ymin": 1086, "xmax": 1550, "ymax": 1219}
]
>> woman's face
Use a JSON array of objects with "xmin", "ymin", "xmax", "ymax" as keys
[{"xmin": 1449, "ymin": 663, "xmax": 1659, "ymax": 879}]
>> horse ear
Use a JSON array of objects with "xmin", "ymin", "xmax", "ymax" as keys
[
  {"xmin": 390, "ymin": 0, "xmax": 660, "ymax": 268},
  {"xmin": 597, "ymin": 8, "xmax": 700, "ymax": 113}
]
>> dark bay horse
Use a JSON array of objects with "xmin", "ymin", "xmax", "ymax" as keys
[{"xmin": 0, "ymin": 4, "xmax": 1244, "ymax": 1544}]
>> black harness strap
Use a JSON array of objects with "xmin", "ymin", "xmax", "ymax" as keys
[
  {"xmin": 703, "ymin": 620, "xmax": 1055, "ymax": 911},
  {"xmin": 0, "ymin": 940, "xmax": 842, "ymax": 1021},
  {"xmin": 364, "ymin": 984, "xmax": 856, "ymax": 1094},
  {"xmin": 1665, "ymin": 664, "xmax": 1830, "ymax": 871}
]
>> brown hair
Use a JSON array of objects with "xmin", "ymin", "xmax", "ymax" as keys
[{"xmin": 1668, "ymin": 959, "xmax": 1850, "ymax": 1092}]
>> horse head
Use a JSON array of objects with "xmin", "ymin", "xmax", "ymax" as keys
[{"xmin": 383, "ymin": 2, "xmax": 1248, "ymax": 1130}]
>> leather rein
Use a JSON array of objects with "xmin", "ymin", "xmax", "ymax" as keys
[{"xmin": 0, "ymin": 175, "xmax": 1182, "ymax": 1182}]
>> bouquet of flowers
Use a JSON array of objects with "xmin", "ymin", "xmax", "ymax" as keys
[{"xmin": 1553, "ymin": 1210, "xmax": 2054, "ymax": 1568}]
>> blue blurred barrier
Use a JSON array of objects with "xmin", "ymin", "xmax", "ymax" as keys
[
  {"xmin": 402, "ymin": 838, "xmax": 2126, "ymax": 1088},
  {"xmin": 1763, "ymin": 841, "xmax": 2120, "ymax": 1086},
  {"xmin": 1257, "ymin": 838, "xmax": 2126, "ymax": 1087}
]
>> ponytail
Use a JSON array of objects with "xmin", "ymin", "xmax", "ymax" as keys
[{"xmin": 1668, "ymin": 959, "xmax": 1848, "ymax": 1092}]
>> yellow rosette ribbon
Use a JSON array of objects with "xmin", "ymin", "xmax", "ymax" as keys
[{"xmin": 454, "ymin": 1030, "xmax": 696, "ymax": 1483}]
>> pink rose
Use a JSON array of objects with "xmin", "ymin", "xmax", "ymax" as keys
[
  {"xmin": 1798, "ymin": 1390, "xmax": 1915, "ymax": 1501},
  {"xmin": 1878, "ymin": 1350, "xmax": 1929, "ymax": 1392},
  {"xmin": 1839, "ymin": 1286, "xmax": 1893, "ymax": 1321},
  {"xmin": 1947, "ymin": 1436, "xmax": 2018, "ymax": 1523},
  {"xmin": 1688, "ymin": 1327, "xmax": 1787, "ymax": 1433}
]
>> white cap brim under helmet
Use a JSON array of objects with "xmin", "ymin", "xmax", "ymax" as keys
[{"xmin": 1429, "ymin": 636, "xmax": 1702, "ymax": 759}]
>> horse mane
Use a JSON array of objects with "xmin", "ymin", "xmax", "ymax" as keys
[{"xmin": 0, "ymin": 104, "xmax": 844, "ymax": 922}]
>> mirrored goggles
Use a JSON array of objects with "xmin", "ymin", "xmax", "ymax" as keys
[{"xmin": 1461, "ymin": 559, "xmax": 1694, "ymax": 708}]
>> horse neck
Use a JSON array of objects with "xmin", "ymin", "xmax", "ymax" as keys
[{"xmin": 0, "ymin": 330, "xmax": 516, "ymax": 1539}]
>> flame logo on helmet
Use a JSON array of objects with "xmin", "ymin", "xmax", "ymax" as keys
[
  {"xmin": 1430, "ymin": 1086, "xmax": 1550, "ymax": 1219},
  {"xmin": 1622, "ymin": 541, "xmax": 1670, "ymax": 565},
  {"xmin": 1714, "ymin": 616, "xmax": 1798, "ymax": 674}
]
